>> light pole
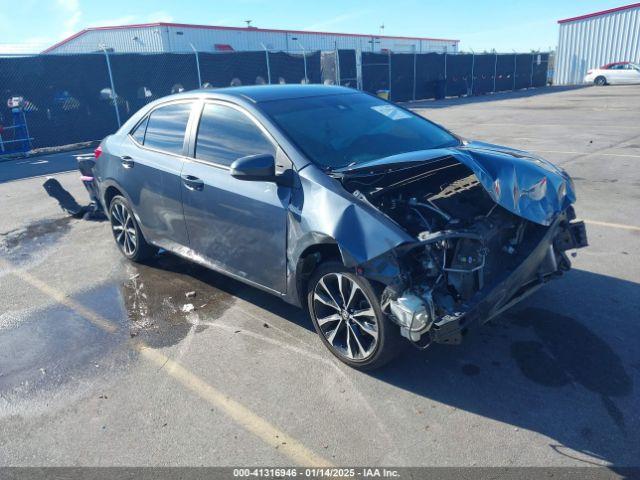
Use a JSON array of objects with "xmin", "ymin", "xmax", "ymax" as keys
[
  {"xmin": 190, "ymin": 43, "xmax": 202, "ymax": 88},
  {"xmin": 99, "ymin": 44, "xmax": 121, "ymax": 127}
]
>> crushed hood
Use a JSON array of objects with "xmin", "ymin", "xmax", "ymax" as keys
[{"xmin": 335, "ymin": 141, "xmax": 576, "ymax": 226}]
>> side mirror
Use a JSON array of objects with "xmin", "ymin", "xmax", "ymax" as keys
[{"xmin": 230, "ymin": 154, "xmax": 276, "ymax": 182}]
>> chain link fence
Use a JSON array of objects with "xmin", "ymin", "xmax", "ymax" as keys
[{"xmin": 0, "ymin": 49, "xmax": 548, "ymax": 154}]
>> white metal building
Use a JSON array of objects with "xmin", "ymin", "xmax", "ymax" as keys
[
  {"xmin": 42, "ymin": 23, "xmax": 459, "ymax": 55},
  {"xmin": 554, "ymin": 3, "xmax": 640, "ymax": 85}
]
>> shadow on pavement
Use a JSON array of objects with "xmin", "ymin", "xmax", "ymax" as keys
[
  {"xmin": 405, "ymin": 85, "xmax": 588, "ymax": 109},
  {"xmin": 370, "ymin": 268, "xmax": 639, "ymax": 467}
]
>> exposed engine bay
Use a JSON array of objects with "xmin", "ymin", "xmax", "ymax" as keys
[{"xmin": 335, "ymin": 155, "xmax": 588, "ymax": 346}]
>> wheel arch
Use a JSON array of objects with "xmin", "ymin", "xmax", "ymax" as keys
[
  {"xmin": 100, "ymin": 180, "xmax": 153, "ymax": 241},
  {"xmin": 292, "ymin": 239, "xmax": 344, "ymax": 308}
]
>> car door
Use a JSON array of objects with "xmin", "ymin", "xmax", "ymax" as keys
[
  {"xmin": 620, "ymin": 64, "xmax": 640, "ymax": 84},
  {"xmin": 121, "ymin": 101, "xmax": 194, "ymax": 250},
  {"xmin": 606, "ymin": 64, "xmax": 625, "ymax": 84},
  {"xmin": 180, "ymin": 101, "xmax": 290, "ymax": 293}
]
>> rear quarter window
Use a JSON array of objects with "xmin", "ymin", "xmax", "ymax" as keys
[
  {"xmin": 142, "ymin": 102, "xmax": 192, "ymax": 155},
  {"xmin": 130, "ymin": 116, "xmax": 148, "ymax": 144}
]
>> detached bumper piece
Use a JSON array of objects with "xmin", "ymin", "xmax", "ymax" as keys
[{"xmin": 555, "ymin": 220, "xmax": 588, "ymax": 252}]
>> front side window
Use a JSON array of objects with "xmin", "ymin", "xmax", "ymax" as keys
[
  {"xmin": 143, "ymin": 102, "xmax": 192, "ymax": 155},
  {"xmin": 195, "ymin": 103, "xmax": 274, "ymax": 166},
  {"xmin": 258, "ymin": 92, "xmax": 458, "ymax": 170}
]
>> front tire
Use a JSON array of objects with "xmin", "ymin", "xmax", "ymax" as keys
[
  {"xmin": 594, "ymin": 76, "xmax": 607, "ymax": 86},
  {"xmin": 109, "ymin": 195, "xmax": 156, "ymax": 262},
  {"xmin": 307, "ymin": 261, "xmax": 401, "ymax": 370}
]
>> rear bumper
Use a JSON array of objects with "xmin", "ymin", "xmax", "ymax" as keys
[
  {"xmin": 77, "ymin": 156, "xmax": 103, "ymax": 210},
  {"xmin": 430, "ymin": 212, "xmax": 588, "ymax": 344}
]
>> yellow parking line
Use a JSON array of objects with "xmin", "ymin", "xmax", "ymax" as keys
[
  {"xmin": 584, "ymin": 219, "xmax": 640, "ymax": 232},
  {"xmin": 136, "ymin": 344, "xmax": 332, "ymax": 466},
  {"xmin": 10, "ymin": 267, "xmax": 118, "ymax": 334},
  {"xmin": 0, "ymin": 258, "xmax": 332, "ymax": 467}
]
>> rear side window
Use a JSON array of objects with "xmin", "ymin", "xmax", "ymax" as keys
[
  {"xmin": 195, "ymin": 103, "xmax": 274, "ymax": 167},
  {"xmin": 130, "ymin": 116, "xmax": 148, "ymax": 144},
  {"xmin": 143, "ymin": 102, "xmax": 192, "ymax": 155}
]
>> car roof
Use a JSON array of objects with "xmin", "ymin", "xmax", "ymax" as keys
[
  {"xmin": 600, "ymin": 61, "xmax": 630, "ymax": 68},
  {"xmin": 170, "ymin": 84, "xmax": 357, "ymax": 104}
]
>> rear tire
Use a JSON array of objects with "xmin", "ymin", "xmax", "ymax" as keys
[
  {"xmin": 108, "ymin": 195, "xmax": 156, "ymax": 262},
  {"xmin": 594, "ymin": 76, "xmax": 607, "ymax": 86},
  {"xmin": 307, "ymin": 261, "xmax": 402, "ymax": 370}
]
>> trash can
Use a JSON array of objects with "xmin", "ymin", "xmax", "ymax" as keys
[{"xmin": 376, "ymin": 89, "xmax": 390, "ymax": 100}]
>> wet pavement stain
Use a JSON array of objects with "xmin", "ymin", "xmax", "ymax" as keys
[
  {"xmin": 0, "ymin": 291, "xmax": 131, "ymax": 401},
  {"xmin": 0, "ymin": 254, "xmax": 239, "ymax": 401},
  {"xmin": 120, "ymin": 253, "xmax": 237, "ymax": 348},
  {"xmin": 508, "ymin": 307, "xmax": 632, "ymax": 431},
  {"xmin": 0, "ymin": 216, "xmax": 74, "ymax": 258}
]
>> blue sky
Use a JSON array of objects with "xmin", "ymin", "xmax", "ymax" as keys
[{"xmin": 0, "ymin": 0, "xmax": 629, "ymax": 52}]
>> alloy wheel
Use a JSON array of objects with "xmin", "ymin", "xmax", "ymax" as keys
[
  {"xmin": 312, "ymin": 272, "xmax": 379, "ymax": 360},
  {"xmin": 110, "ymin": 202, "xmax": 137, "ymax": 256}
]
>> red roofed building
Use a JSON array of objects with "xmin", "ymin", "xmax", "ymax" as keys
[
  {"xmin": 42, "ymin": 23, "xmax": 458, "ymax": 55},
  {"xmin": 554, "ymin": 3, "xmax": 640, "ymax": 84}
]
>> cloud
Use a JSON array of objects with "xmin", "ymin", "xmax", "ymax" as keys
[
  {"xmin": 84, "ymin": 10, "xmax": 174, "ymax": 29},
  {"xmin": 87, "ymin": 15, "xmax": 138, "ymax": 28},
  {"xmin": 55, "ymin": 0, "xmax": 82, "ymax": 36},
  {"xmin": 146, "ymin": 10, "xmax": 174, "ymax": 23},
  {"xmin": 304, "ymin": 10, "xmax": 371, "ymax": 32}
]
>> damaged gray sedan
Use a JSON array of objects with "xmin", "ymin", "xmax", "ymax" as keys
[{"xmin": 91, "ymin": 85, "xmax": 588, "ymax": 370}]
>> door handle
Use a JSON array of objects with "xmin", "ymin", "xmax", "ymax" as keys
[
  {"xmin": 182, "ymin": 174, "xmax": 204, "ymax": 191},
  {"xmin": 120, "ymin": 156, "xmax": 134, "ymax": 168}
]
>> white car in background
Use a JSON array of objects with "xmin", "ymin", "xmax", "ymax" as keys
[{"xmin": 584, "ymin": 61, "xmax": 640, "ymax": 85}]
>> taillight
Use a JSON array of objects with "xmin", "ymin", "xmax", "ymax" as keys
[
  {"xmin": 587, "ymin": 69, "xmax": 593, "ymax": 75},
  {"xmin": 94, "ymin": 145, "xmax": 103, "ymax": 159}
]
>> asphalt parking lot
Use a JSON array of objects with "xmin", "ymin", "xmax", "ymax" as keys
[{"xmin": 1, "ymin": 85, "xmax": 639, "ymax": 469}]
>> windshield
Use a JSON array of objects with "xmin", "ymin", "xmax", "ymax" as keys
[{"xmin": 258, "ymin": 93, "xmax": 459, "ymax": 170}]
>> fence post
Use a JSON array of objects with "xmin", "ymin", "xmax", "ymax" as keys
[
  {"xmin": 387, "ymin": 49, "xmax": 392, "ymax": 100},
  {"xmin": 302, "ymin": 51, "xmax": 308, "ymax": 83},
  {"xmin": 512, "ymin": 51, "xmax": 517, "ymax": 91},
  {"xmin": 530, "ymin": 53, "xmax": 535, "ymax": 88},
  {"xmin": 335, "ymin": 47, "xmax": 341, "ymax": 85},
  {"xmin": 412, "ymin": 48, "xmax": 417, "ymax": 101},
  {"xmin": 493, "ymin": 53, "xmax": 498, "ymax": 93},
  {"xmin": 100, "ymin": 45, "xmax": 121, "ymax": 128},
  {"xmin": 190, "ymin": 43, "xmax": 202, "ymax": 88},
  {"xmin": 470, "ymin": 52, "xmax": 475, "ymax": 96},
  {"xmin": 444, "ymin": 52, "xmax": 447, "ymax": 98},
  {"xmin": 356, "ymin": 49, "xmax": 363, "ymax": 90},
  {"xmin": 261, "ymin": 43, "xmax": 272, "ymax": 84}
]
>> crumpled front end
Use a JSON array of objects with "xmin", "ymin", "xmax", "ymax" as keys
[
  {"xmin": 379, "ymin": 208, "xmax": 587, "ymax": 345},
  {"xmin": 333, "ymin": 143, "xmax": 588, "ymax": 346}
]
